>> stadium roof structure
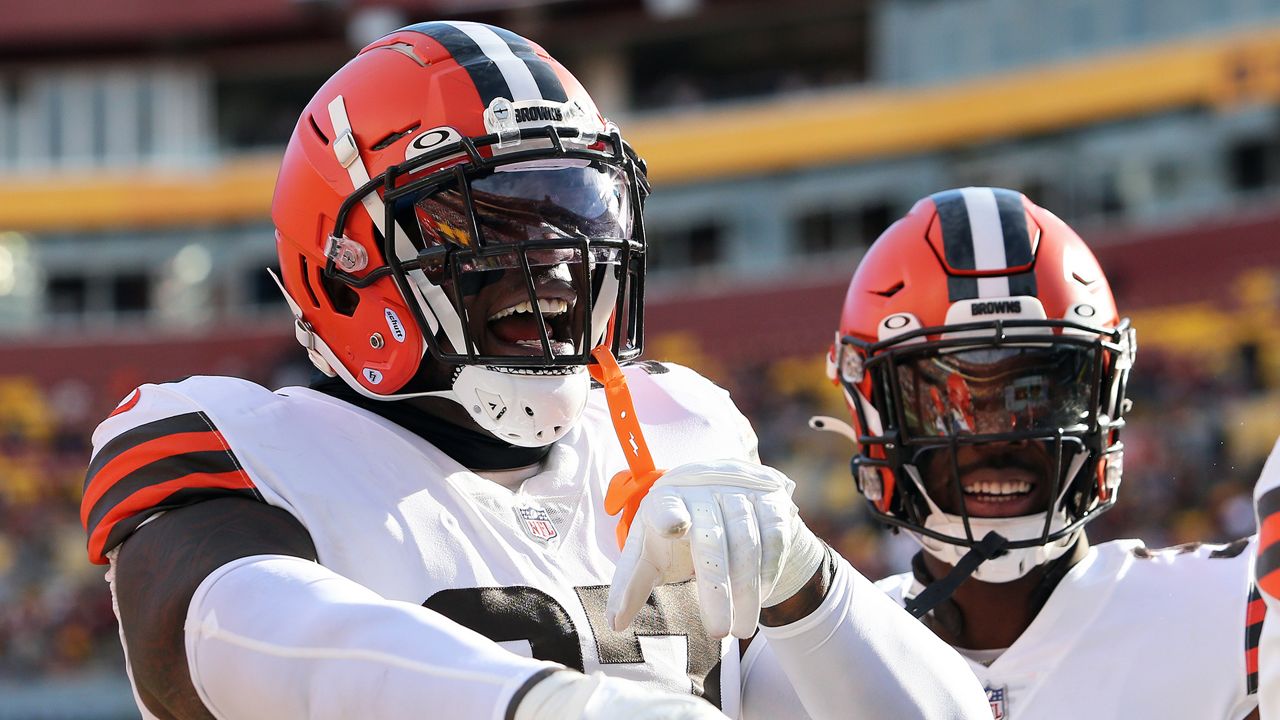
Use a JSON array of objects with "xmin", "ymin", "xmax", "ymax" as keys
[{"xmin": 4, "ymin": 23, "xmax": 1280, "ymax": 232}]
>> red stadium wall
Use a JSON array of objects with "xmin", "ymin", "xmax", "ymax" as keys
[{"xmin": 2, "ymin": 207, "xmax": 1278, "ymax": 413}]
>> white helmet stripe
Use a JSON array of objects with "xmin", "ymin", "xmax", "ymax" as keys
[
  {"xmin": 445, "ymin": 21, "xmax": 542, "ymax": 102},
  {"xmin": 958, "ymin": 187, "xmax": 1012, "ymax": 298},
  {"xmin": 409, "ymin": 269, "xmax": 468, "ymax": 354}
]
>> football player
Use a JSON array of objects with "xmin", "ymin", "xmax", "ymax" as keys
[
  {"xmin": 784, "ymin": 187, "xmax": 1261, "ymax": 719},
  {"xmin": 81, "ymin": 23, "xmax": 990, "ymax": 720}
]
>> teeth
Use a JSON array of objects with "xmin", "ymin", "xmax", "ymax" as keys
[
  {"xmin": 489, "ymin": 298, "xmax": 569, "ymax": 321},
  {"xmin": 963, "ymin": 481, "xmax": 1032, "ymax": 497},
  {"xmin": 516, "ymin": 339, "xmax": 577, "ymax": 353}
]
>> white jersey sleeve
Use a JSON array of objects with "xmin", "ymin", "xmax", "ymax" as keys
[
  {"xmin": 184, "ymin": 554, "xmax": 559, "ymax": 720},
  {"xmin": 741, "ymin": 555, "xmax": 990, "ymax": 720},
  {"xmin": 82, "ymin": 381, "xmax": 267, "ymax": 565},
  {"xmin": 1254, "ymin": 436, "xmax": 1280, "ymax": 717}
]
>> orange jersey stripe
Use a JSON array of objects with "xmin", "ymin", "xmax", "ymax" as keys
[
  {"xmin": 86, "ymin": 469, "xmax": 253, "ymax": 563},
  {"xmin": 107, "ymin": 388, "xmax": 142, "ymax": 419},
  {"xmin": 81, "ymin": 431, "xmax": 234, "ymax": 528},
  {"xmin": 1248, "ymin": 597, "xmax": 1267, "ymax": 627},
  {"xmin": 1260, "ymin": 511, "xmax": 1280, "ymax": 554},
  {"xmin": 1260, "ymin": 567, "xmax": 1280, "ymax": 599},
  {"xmin": 1247, "ymin": 646, "xmax": 1259, "ymax": 675}
]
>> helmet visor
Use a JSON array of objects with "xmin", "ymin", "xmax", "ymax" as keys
[
  {"xmin": 892, "ymin": 345, "xmax": 1098, "ymax": 439},
  {"xmin": 412, "ymin": 162, "xmax": 632, "ymax": 254},
  {"xmin": 390, "ymin": 161, "xmax": 640, "ymax": 363}
]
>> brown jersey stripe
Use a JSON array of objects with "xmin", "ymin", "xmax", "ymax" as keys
[
  {"xmin": 87, "ymin": 476, "xmax": 258, "ymax": 565},
  {"xmin": 1260, "ymin": 485, "xmax": 1280, "ymax": 521},
  {"xmin": 81, "ymin": 430, "xmax": 238, "ymax": 527},
  {"xmin": 1258, "ymin": 540, "xmax": 1280, "ymax": 587},
  {"xmin": 1246, "ymin": 582, "xmax": 1264, "ymax": 695},
  {"xmin": 85, "ymin": 412, "xmax": 220, "ymax": 490},
  {"xmin": 84, "ymin": 450, "xmax": 245, "ymax": 538},
  {"xmin": 1259, "ymin": 486, "xmax": 1280, "ymax": 565},
  {"xmin": 1261, "ymin": 566, "xmax": 1280, "ymax": 600}
]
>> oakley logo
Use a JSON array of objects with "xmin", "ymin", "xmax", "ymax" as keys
[
  {"xmin": 971, "ymin": 300, "xmax": 1022, "ymax": 316},
  {"xmin": 515, "ymin": 105, "xmax": 563, "ymax": 124},
  {"xmin": 405, "ymin": 126, "xmax": 462, "ymax": 161}
]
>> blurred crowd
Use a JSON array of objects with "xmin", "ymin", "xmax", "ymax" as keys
[{"xmin": 0, "ymin": 343, "xmax": 1274, "ymax": 680}]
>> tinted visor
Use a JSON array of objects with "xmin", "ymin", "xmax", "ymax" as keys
[
  {"xmin": 893, "ymin": 345, "xmax": 1097, "ymax": 438},
  {"xmin": 412, "ymin": 163, "xmax": 631, "ymax": 256},
  {"xmin": 390, "ymin": 162, "xmax": 638, "ymax": 362}
]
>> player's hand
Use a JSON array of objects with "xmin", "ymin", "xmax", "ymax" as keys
[
  {"xmin": 606, "ymin": 459, "xmax": 825, "ymax": 639},
  {"xmin": 513, "ymin": 670, "xmax": 723, "ymax": 720}
]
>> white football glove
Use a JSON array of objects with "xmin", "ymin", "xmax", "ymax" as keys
[
  {"xmin": 606, "ymin": 459, "xmax": 826, "ymax": 639},
  {"xmin": 514, "ymin": 670, "xmax": 723, "ymax": 720}
]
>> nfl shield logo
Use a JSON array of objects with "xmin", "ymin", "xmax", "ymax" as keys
[
  {"xmin": 515, "ymin": 503, "xmax": 558, "ymax": 543},
  {"xmin": 985, "ymin": 686, "xmax": 1007, "ymax": 719}
]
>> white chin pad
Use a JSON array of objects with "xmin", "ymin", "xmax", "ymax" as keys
[
  {"xmin": 452, "ymin": 365, "xmax": 589, "ymax": 447},
  {"xmin": 912, "ymin": 512, "xmax": 1076, "ymax": 583}
]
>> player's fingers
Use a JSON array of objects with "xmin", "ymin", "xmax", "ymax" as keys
[
  {"xmin": 718, "ymin": 492, "xmax": 761, "ymax": 638},
  {"xmin": 645, "ymin": 490, "xmax": 694, "ymax": 540},
  {"xmin": 607, "ymin": 519, "xmax": 662, "ymax": 631},
  {"xmin": 755, "ymin": 499, "xmax": 791, "ymax": 600},
  {"xmin": 688, "ymin": 493, "xmax": 732, "ymax": 638},
  {"xmin": 608, "ymin": 490, "xmax": 690, "ymax": 631}
]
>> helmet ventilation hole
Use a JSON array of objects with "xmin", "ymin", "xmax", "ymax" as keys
[
  {"xmin": 307, "ymin": 114, "xmax": 329, "ymax": 146},
  {"xmin": 372, "ymin": 122, "xmax": 421, "ymax": 151},
  {"xmin": 298, "ymin": 256, "xmax": 321, "ymax": 309},
  {"xmin": 320, "ymin": 270, "xmax": 360, "ymax": 317},
  {"xmin": 873, "ymin": 281, "xmax": 905, "ymax": 298},
  {"xmin": 524, "ymin": 406, "xmax": 535, "ymax": 416}
]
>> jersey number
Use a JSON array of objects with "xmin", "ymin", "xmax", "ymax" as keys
[{"xmin": 424, "ymin": 580, "xmax": 722, "ymax": 705}]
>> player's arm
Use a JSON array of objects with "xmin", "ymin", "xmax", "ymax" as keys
[
  {"xmin": 118, "ymin": 496, "xmax": 727, "ymax": 720},
  {"xmin": 95, "ymin": 385, "xmax": 721, "ymax": 720},
  {"xmin": 114, "ymin": 496, "xmax": 317, "ymax": 718},
  {"xmin": 608, "ymin": 459, "xmax": 992, "ymax": 719}
]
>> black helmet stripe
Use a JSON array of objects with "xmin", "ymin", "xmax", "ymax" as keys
[
  {"xmin": 408, "ymin": 21, "xmax": 566, "ymax": 104},
  {"xmin": 933, "ymin": 187, "xmax": 1038, "ymax": 301},
  {"xmin": 487, "ymin": 25, "xmax": 569, "ymax": 103},
  {"xmin": 404, "ymin": 22, "xmax": 512, "ymax": 106},
  {"xmin": 993, "ymin": 188, "xmax": 1033, "ymax": 266},
  {"xmin": 933, "ymin": 189, "xmax": 978, "ymax": 301}
]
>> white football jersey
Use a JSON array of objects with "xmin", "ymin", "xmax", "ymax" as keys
[
  {"xmin": 85, "ymin": 363, "xmax": 757, "ymax": 718},
  {"xmin": 875, "ymin": 539, "xmax": 1260, "ymax": 720}
]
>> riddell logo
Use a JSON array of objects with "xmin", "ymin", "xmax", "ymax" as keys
[
  {"xmin": 971, "ymin": 300, "xmax": 1022, "ymax": 316},
  {"xmin": 516, "ymin": 105, "xmax": 563, "ymax": 123}
]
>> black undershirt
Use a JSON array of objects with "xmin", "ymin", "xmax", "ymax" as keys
[{"xmin": 307, "ymin": 373, "xmax": 552, "ymax": 471}]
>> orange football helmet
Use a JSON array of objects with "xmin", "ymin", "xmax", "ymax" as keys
[
  {"xmin": 271, "ymin": 22, "xmax": 648, "ymax": 446},
  {"xmin": 828, "ymin": 188, "xmax": 1135, "ymax": 586}
]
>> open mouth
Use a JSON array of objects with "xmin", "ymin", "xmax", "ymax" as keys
[
  {"xmin": 957, "ymin": 469, "xmax": 1040, "ymax": 517},
  {"xmin": 485, "ymin": 295, "xmax": 577, "ymax": 356}
]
